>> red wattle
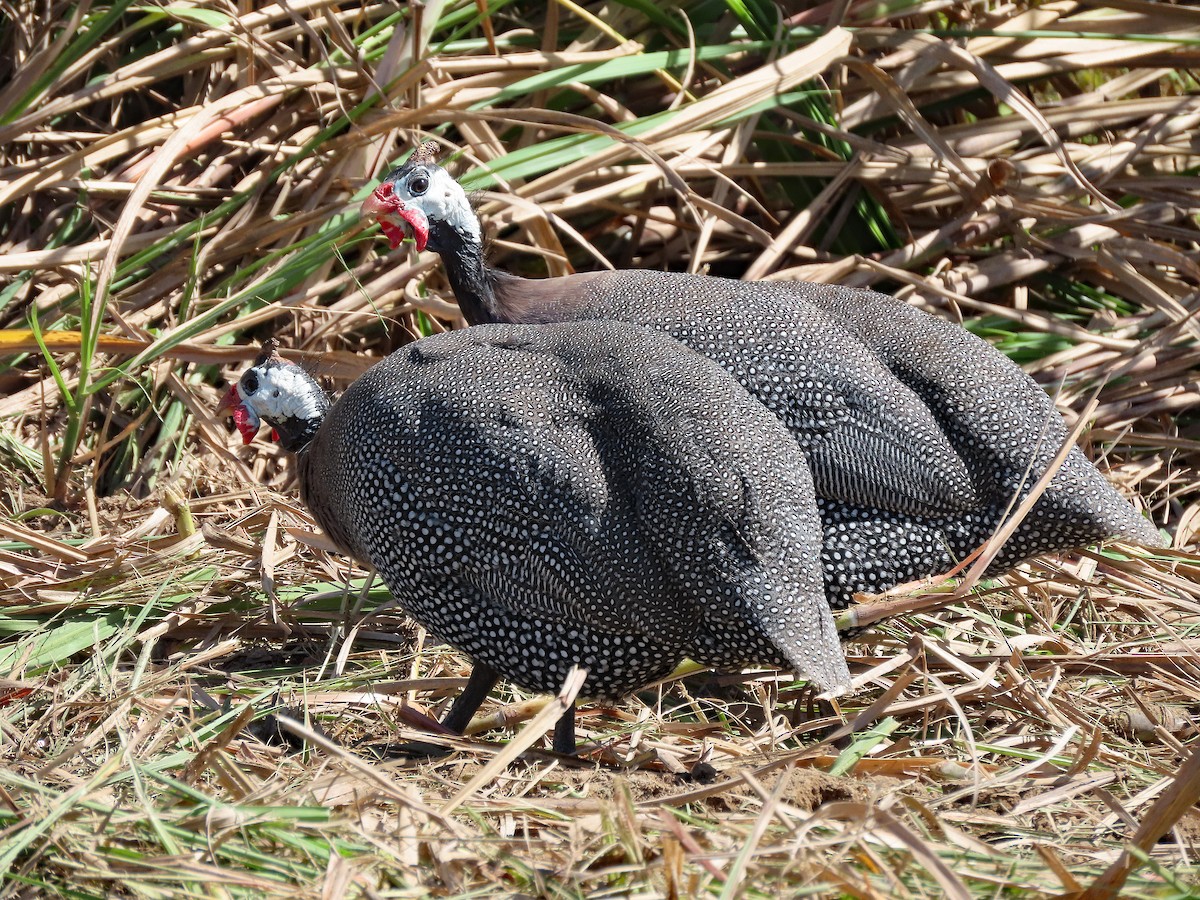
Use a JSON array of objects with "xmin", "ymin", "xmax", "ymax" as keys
[
  {"xmin": 219, "ymin": 385, "xmax": 260, "ymax": 444},
  {"xmin": 360, "ymin": 181, "xmax": 429, "ymax": 251},
  {"xmin": 381, "ymin": 221, "xmax": 407, "ymax": 250},
  {"xmin": 232, "ymin": 403, "xmax": 259, "ymax": 444},
  {"xmin": 397, "ymin": 206, "xmax": 430, "ymax": 252}
]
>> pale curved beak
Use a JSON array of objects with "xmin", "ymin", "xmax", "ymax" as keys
[{"xmin": 216, "ymin": 385, "xmax": 240, "ymax": 416}]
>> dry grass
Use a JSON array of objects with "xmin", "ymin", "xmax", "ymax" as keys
[{"xmin": 2, "ymin": 1, "xmax": 1199, "ymax": 897}]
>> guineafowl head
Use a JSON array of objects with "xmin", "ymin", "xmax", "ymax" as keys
[
  {"xmin": 361, "ymin": 141, "xmax": 478, "ymax": 254},
  {"xmin": 218, "ymin": 340, "xmax": 329, "ymax": 452}
]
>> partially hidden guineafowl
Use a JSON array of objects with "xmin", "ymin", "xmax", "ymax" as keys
[
  {"xmin": 361, "ymin": 143, "xmax": 1163, "ymax": 609},
  {"xmin": 220, "ymin": 328, "xmax": 850, "ymax": 753}
]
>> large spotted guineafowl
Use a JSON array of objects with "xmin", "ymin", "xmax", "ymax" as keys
[
  {"xmin": 361, "ymin": 143, "xmax": 1163, "ymax": 610},
  {"xmin": 220, "ymin": 327, "xmax": 849, "ymax": 753}
]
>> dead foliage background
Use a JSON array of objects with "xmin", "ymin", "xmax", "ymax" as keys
[{"xmin": 1, "ymin": 1, "xmax": 1199, "ymax": 897}]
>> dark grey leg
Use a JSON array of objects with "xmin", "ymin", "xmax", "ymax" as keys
[
  {"xmin": 441, "ymin": 662, "xmax": 500, "ymax": 735},
  {"xmin": 552, "ymin": 701, "xmax": 577, "ymax": 754}
]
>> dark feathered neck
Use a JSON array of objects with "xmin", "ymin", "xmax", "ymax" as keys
[
  {"xmin": 431, "ymin": 217, "xmax": 602, "ymax": 325},
  {"xmin": 431, "ymin": 219, "xmax": 514, "ymax": 325},
  {"xmin": 274, "ymin": 410, "xmax": 326, "ymax": 454}
]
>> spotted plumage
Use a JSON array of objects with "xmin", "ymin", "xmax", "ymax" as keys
[
  {"xmin": 222, "ymin": 327, "xmax": 850, "ymax": 752},
  {"xmin": 363, "ymin": 149, "xmax": 1163, "ymax": 609}
]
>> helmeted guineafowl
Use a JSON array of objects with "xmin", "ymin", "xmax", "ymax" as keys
[
  {"xmin": 220, "ymin": 328, "xmax": 849, "ymax": 753},
  {"xmin": 361, "ymin": 143, "xmax": 1163, "ymax": 609}
]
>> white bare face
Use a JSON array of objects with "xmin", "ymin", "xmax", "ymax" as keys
[
  {"xmin": 362, "ymin": 162, "xmax": 481, "ymax": 252},
  {"xmin": 236, "ymin": 363, "xmax": 325, "ymax": 427},
  {"xmin": 391, "ymin": 164, "xmax": 479, "ymax": 245}
]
